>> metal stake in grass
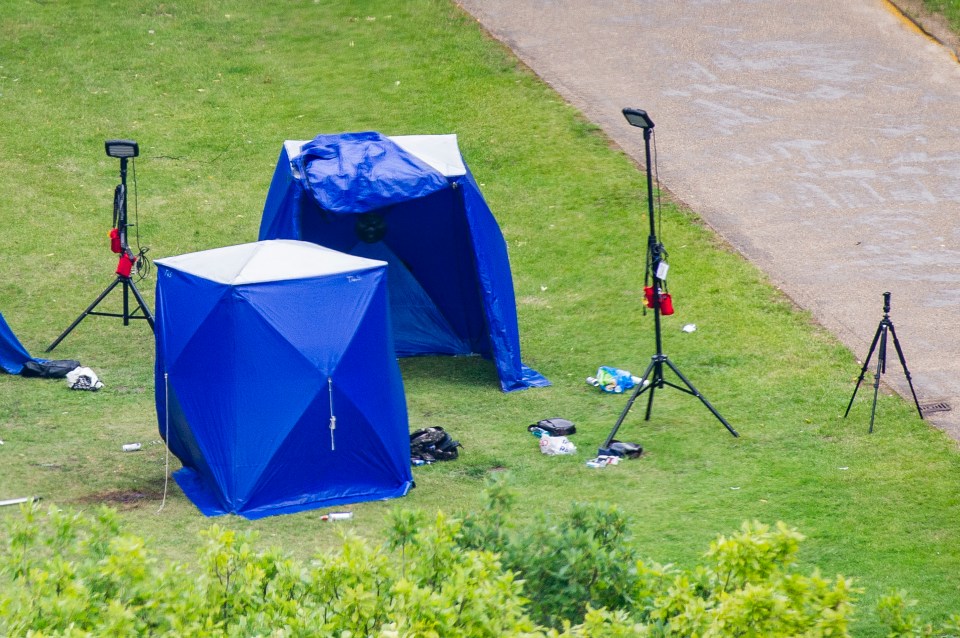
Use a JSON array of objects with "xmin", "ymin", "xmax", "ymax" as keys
[
  {"xmin": 0, "ymin": 496, "xmax": 40, "ymax": 507},
  {"xmin": 599, "ymin": 109, "xmax": 738, "ymax": 457},
  {"xmin": 844, "ymin": 292, "xmax": 924, "ymax": 432}
]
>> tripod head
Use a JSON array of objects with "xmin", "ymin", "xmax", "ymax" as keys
[{"xmin": 883, "ymin": 291, "xmax": 891, "ymax": 315}]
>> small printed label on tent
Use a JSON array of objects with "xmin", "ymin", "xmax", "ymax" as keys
[{"xmin": 656, "ymin": 262, "xmax": 669, "ymax": 280}]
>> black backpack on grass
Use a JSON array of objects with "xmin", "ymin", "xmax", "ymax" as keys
[
  {"xmin": 528, "ymin": 417, "xmax": 576, "ymax": 437},
  {"xmin": 410, "ymin": 426, "xmax": 462, "ymax": 463}
]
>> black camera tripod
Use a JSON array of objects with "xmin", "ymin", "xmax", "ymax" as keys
[
  {"xmin": 844, "ymin": 292, "xmax": 923, "ymax": 432},
  {"xmin": 46, "ymin": 141, "xmax": 154, "ymax": 352}
]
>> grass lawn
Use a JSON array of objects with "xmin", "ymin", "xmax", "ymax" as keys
[
  {"xmin": 2, "ymin": 1, "xmax": 960, "ymax": 634},
  {"xmin": 924, "ymin": 0, "xmax": 960, "ymax": 31}
]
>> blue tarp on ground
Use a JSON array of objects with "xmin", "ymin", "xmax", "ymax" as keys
[
  {"xmin": 0, "ymin": 311, "xmax": 33, "ymax": 375},
  {"xmin": 154, "ymin": 240, "xmax": 414, "ymax": 519},
  {"xmin": 259, "ymin": 132, "xmax": 550, "ymax": 393}
]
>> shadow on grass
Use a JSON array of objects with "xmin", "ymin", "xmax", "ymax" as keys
[{"xmin": 399, "ymin": 354, "xmax": 503, "ymax": 391}]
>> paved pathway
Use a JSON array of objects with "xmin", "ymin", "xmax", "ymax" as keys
[{"xmin": 457, "ymin": 0, "xmax": 960, "ymax": 436}]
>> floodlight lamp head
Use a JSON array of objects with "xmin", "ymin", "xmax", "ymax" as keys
[
  {"xmin": 622, "ymin": 108, "xmax": 654, "ymax": 129},
  {"xmin": 105, "ymin": 139, "xmax": 139, "ymax": 159}
]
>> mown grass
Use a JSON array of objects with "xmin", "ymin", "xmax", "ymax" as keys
[
  {"xmin": 924, "ymin": 0, "xmax": 960, "ymax": 31},
  {"xmin": 1, "ymin": 1, "xmax": 960, "ymax": 634}
]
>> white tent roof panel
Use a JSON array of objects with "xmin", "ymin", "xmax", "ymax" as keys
[{"xmin": 156, "ymin": 239, "xmax": 385, "ymax": 285}]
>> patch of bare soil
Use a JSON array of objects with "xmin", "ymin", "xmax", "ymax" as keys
[{"xmin": 75, "ymin": 489, "xmax": 163, "ymax": 510}]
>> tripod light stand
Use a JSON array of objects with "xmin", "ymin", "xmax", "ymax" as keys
[
  {"xmin": 844, "ymin": 292, "xmax": 923, "ymax": 433},
  {"xmin": 599, "ymin": 108, "xmax": 737, "ymax": 455},
  {"xmin": 46, "ymin": 140, "xmax": 154, "ymax": 352}
]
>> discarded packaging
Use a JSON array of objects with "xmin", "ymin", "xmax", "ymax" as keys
[
  {"xmin": 122, "ymin": 443, "xmax": 142, "ymax": 452},
  {"xmin": 320, "ymin": 512, "xmax": 354, "ymax": 521},
  {"xmin": 586, "ymin": 455, "xmax": 620, "ymax": 468},
  {"xmin": 682, "ymin": 324, "xmax": 697, "ymax": 333},
  {"xmin": 587, "ymin": 366, "xmax": 642, "ymax": 393},
  {"xmin": 539, "ymin": 435, "xmax": 576, "ymax": 455}
]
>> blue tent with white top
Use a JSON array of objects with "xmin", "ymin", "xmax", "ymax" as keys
[
  {"xmin": 154, "ymin": 239, "xmax": 413, "ymax": 519},
  {"xmin": 259, "ymin": 132, "xmax": 549, "ymax": 392}
]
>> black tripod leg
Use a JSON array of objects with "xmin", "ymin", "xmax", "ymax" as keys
[
  {"xmin": 601, "ymin": 358, "xmax": 656, "ymax": 450},
  {"xmin": 122, "ymin": 277, "xmax": 130, "ymax": 325},
  {"xmin": 46, "ymin": 277, "xmax": 124, "ymax": 352},
  {"xmin": 126, "ymin": 278, "xmax": 156, "ymax": 330},
  {"xmin": 662, "ymin": 357, "xmax": 739, "ymax": 437},
  {"xmin": 845, "ymin": 322, "xmax": 883, "ymax": 418},
  {"xmin": 887, "ymin": 323, "xmax": 923, "ymax": 420},
  {"xmin": 643, "ymin": 359, "xmax": 660, "ymax": 421},
  {"xmin": 868, "ymin": 326, "xmax": 887, "ymax": 434}
]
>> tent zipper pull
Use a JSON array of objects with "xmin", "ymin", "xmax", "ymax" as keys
[{"xmin": 328, "ymin": 376, "xmax": 336, "ymax": 451}]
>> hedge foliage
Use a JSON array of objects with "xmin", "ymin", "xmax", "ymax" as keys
[{"xmin": 1, "ymin": 479, "xmax": 955, "ymax": 636}]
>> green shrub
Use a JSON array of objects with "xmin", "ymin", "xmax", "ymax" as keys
[
  {"xmin": 7, "ymin": 487, "xmax": 941, "ymax": 637},
  {"xmin": 638, "ymin": 521, "xmax": 856, "ymax": 636},
  {"xmin": 0, "ymin": 503, "xmax": 539, "ymax": 637},
  {"xmin": 876, "ymin": 590, "xmax": 960, "ymax": 637},
  {"xmin": 459, "ymin": 485, "xmax": 638, "ymax": 627},
  {"xmin": 459, "ymin": 476, "xmax": 857, "ymax": 635}
]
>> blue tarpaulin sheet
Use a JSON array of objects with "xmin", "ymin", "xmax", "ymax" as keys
[
  {"xmin": 0, "ymin": 311, "xmax": 34, "ymax": 375},
  {"xmin": 259, "ymin": 132, "xmax": 550, "ymax": 392}
]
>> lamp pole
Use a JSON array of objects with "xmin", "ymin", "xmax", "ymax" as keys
[
  {"xmin": 641, "ymin": 124, "xmax": 665, "ymax": 361},
  {"xmin": 600, "ymin": 108, "xmax": 737, "ymax": 455},
  {"xmin": 46, "ymin": 140, "xmax": 154, "ymax": 352}
]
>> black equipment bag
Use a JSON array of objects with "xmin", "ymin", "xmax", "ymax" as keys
[
  {"xmin": 410, "ymin": 426, "xmax": 462, "ymax": 463},
  {"xmin": 528, "ymin": 417, "xmax": 576, "ymax": 437},
  {"xmin": 20, "ymin": 360, "xmax": 80, "ymax": 379},
  {"xmin": 608, "ymin": 440, "xmax": 643, "ymax": 459}
]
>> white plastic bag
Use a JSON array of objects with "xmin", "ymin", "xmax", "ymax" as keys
[
  {"xmin": 539, "ymin": 434, "xmax": 577, "ymax": 455},
  {"xmin": 65, "ymin": 366, "xmax": 103, "ymax": 391}
]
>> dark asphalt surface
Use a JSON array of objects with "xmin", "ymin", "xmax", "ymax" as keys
[{"xmin": 457, "ymin": 0, "xmax": 960, "ymax": 437}]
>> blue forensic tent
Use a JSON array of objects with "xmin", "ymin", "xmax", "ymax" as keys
[
  {"xmin": 154, "ymin": 240, "xmax": 414, "ymax": 519},
  {"xmin": 0, "ymin": 311, "xmax": 34, "ymax": 375},
  {"xmin": 259, "ymin": 132, "xmax": 550, "ymax": 393}
]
